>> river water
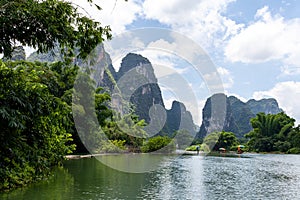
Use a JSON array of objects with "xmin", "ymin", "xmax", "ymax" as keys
[{"xmin": 2, "ymin": 154, "xmax": 300, "ymax": 200}]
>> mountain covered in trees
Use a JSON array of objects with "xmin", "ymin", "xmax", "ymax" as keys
[{"xmin": 197, "ymin": 93, "xmax": 283, "ymax": 138}]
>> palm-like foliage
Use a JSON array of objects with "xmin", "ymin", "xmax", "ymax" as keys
[{"xmin": 246, "ymin": 112, "xmax": 295, "ymax": 152}]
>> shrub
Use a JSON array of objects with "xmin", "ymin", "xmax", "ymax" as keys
[
  {"xmin": 185, "ymin": 145, "xmax": 200, "ymax": 151},
  {"xmin": 287, "ymin": 147, "xmax": 300, "ymax": 154},
  {"xmin": 98, "ymin": 140, "xmax": 126, "ymax": 153},
  {"xmin": 141, "ymin": 136, "xmax": 175, "ymax": 153}
]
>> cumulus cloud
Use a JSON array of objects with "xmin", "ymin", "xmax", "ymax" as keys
[
  {"xmin": 227, "ymin": 92, "xmax": 247, "ymax": 102},
  {"xmin": 217, "ymin": 67, "xmax": 234, "ymax": 89},
  {"xmin": 142, "ymin": 0, "xmax": 243, "ymax": 49},
  {"xmin": 69, "ymin": 0, "xmax": 142, "ymax": 34},
  {"xmin": 225, "ymin": 6, "xmax": 300, "ymax": 74},
  {"xmin": 202, "ymin": 66, "xmax": 233, "ymax": 91},
  {"xmin": 253, "ymin": 81, "xmax": 300, "ymax": 124}
]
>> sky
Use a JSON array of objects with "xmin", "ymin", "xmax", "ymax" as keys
[{"xmin": 68, "ymin": 0, "xmax": 300, "ymax": 125}]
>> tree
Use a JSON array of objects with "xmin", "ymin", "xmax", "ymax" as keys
[
  {"xmin": 0, "ymin": 60, "xmax": 75, "ymax": 191},
  {"xmin": 203, "ymin": 132, "xmax": 220, "ymax": 151},
  {"xmin": 101, "ymin": 113, "xmax": 147, "ymax": 151},
  {"xmin": 0, "ymin": 0, "xmax": 111, "ymax": 59},
  {"xmin": 246, "ymin": 112, "xmax": 295, "ymax": 152},
  {"xmin": 203, "ymin": 131, "xmax": 238, "ymax": 151},
  {"xmin": 0, "ymin": 0, "xmax": 132, "ymax": 191},
  {"xmin": 173, "ymin": 130, "xmax": 194, "ymax": 149},
  {"xmin": 287, "ymin": 125, "xmax": 300, "ymax": 153},
  {"xmin": 215, "ymin": 131, "xmax": 238, "ymax": 150},
  {"xmin": 141, "ymin": 136, "xmax": 175, "ymax": 153}
]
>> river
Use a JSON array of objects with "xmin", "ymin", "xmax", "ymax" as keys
[{"xmin": 1, "ymin": 153, "xmax": 300, "ymax": 199}]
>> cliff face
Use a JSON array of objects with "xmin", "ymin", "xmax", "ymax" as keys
[
  {"xmin": 247, "ymin": 98, "xmax": 283, "ymax": 115},
  {"xmin": 108, "ymin": 53, "xmax": 197, "ymax": 136},
  {"xmin": 89, "ymin": 44, "xmax": 117, "ymax": 93},
  {"xmin": 197, "ymin": 93, "xmax": 283, "ymax": 138},
  {"xmin": 116, "ymin": 53, "xmax": 165, "ymax": 123},
  {"xmin": 163, "ymin": 101, "xmax": 198, "ymax": 136}
]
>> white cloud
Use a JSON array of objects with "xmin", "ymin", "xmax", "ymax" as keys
[
  {"xmin": 202, "ymin": 66, "xmax": 233, "ymax": 91},
  {"xmin": 142, "ymin": 0, "xmax": 243, "ymax": 49},
  {"xmin": 227, "ymin": 92, "xmax": 247, "ymax": 102},
  {"xmin": 69, "ymin": 0, "xmax": 142, "ymax": 34},
  {"xmin": 24, "ymin": 46, "xmax": 36, "ymax": 58},
  {"xmin": 225, "ymin": 6, "xmax": 300, "ymax": 74},
  {"xmin": 253, "ymin": 81, "xmax": 300, "ymax": 124},
  {"xmin": 217, "ymin": 67, "xmax": 234, "ymax": 89}
]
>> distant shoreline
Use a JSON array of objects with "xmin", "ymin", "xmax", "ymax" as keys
[{"xmin": 65, "ymin": 150, "xmax": 258, "ymax": 160}]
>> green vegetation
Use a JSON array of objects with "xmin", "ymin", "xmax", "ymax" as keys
[
  {"xmin": 202, "ymin": 131, "xmax": 238, "ymax": 152},
  {"xmin": 0, "ymin": 60, "xmax": 76, "ymax": 191},
  {"xmin": 0, "ymin": 59, "xmax": 150, "ymax": 191},
  {"xmin": 173, "ymin": 130, "xmax": 194, "ymax": 149},
  {"xmin": 0, "ymin": 0, "xmax": 136, "ymax": 192},
  {"xmin": 185, "ymin": 145, "xmax": 200, "ymax": 151},
  {"xmin": 246, "ymin": 112, "xmax": 300, "ymax": 153},
  {"xmin": 0, "ymin": 0, "xmax": 111, "ymax": 59},
  {"xmin": 2, "ymin": 0, "xmax": 300, "ymax": 194},
  {"xmin": 186, "ymin": 131, "xmax": 239, "ymax": 152},
  {"xmin": 98, "ymin": 140, "xmax": 127, "ymax": 153},
  {"xmin": 188, "ymin": 112, "xmax": 300, "ymax": 154},
  {"xmin": 141, "ymin": 136, "xmax": 175, "ymax": 153}
]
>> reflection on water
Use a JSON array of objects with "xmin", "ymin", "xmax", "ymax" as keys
[
  {"xmin": 1, "ymin": 167, "xmax": 75, "ymax": 200},
  {"xmin": 1, "ymin": 154, "xmax": 300, "ymax": 199}
]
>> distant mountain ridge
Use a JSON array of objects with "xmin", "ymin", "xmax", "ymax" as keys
[{"xmin": 197, "ymin": 93, "xmax": 283, "ymax": 138}]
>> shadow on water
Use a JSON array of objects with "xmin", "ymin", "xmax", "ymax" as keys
[
  {"xmin": 0, "ymin": 167, "xmax": 75, "ymax": 200},
  {"xmin": 1, "ymin": 155, "xmax": 175, "ymax": 200}
]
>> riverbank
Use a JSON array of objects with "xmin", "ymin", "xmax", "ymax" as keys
[
  {"xmin": 65, "ymin": 150, "xmax": 249, "ymax": 159},
  {"xmin": 65, "ymin": 150, "xmax": 200, "ymax": 159}
]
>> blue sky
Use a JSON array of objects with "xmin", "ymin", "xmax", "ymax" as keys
[{"xmin": 75, "ymin": 0, "xmax": 300, "ymax": 125}]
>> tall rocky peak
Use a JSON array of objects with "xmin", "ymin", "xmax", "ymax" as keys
[
  {"xmin": 27, "ymin": 43, "xmax": 117, "ymax": 92},
  {"xmin": 116, "ymin": 53, "xmax": 164, "ymax": 123},
  {"xmin": 115, "ymin": 53, "xmax": 197, "ymax": 136},
  {"xmin": 117, "ymin": 53, "xmax": 154, "ymax": 80},
  {"xmin": 164, "ymin": 101, "xmax": 198, "ymax": 136},
  {"xmin": 197, "ymin": 93, "xmax": 229, "ymax": 138},
  {"xmin": 117, "ymin": 53, "xmax": 157, "ymax": 83},
  {"xmin": 197, "ymin": 93, "xmax": 283, "ymax": 138},
  {"xmin": 89, "ymin": 44, "xmax": 117, "ymax": 92}
]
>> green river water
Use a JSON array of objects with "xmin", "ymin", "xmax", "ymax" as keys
[{"xmin": 1, "ymin": 153, "xmax": 300, "ymax": 199}]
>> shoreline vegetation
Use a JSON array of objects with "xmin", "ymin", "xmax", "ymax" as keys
[
  {"xmin": 1, "ymin": 0, "xmax": 114, "ymax": 192},
  {"xmin": 64, "ymin": 150, "xmax": 293, "ymax": 161},
  {"xmin": 65, "ymin": 150, "xmax": 199, "ymax": 159}
]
